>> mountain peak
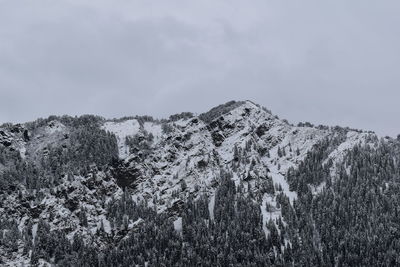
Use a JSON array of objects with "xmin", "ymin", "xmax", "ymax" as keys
[
  {"xmin": 0, "ymin": 100, "xmax": 386, "ymax": 266},
  {"xmin": 198, "ymin": 100, "xmax": 271, "ymax": 124}
]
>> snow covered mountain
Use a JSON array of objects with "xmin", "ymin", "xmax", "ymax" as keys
[{"xmin": 1, "ymin": 100, "xmax": 396, "ymax": 266}]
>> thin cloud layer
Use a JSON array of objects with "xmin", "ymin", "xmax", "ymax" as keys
[{"xmin": 0, "ymin": 0, "xmax": 399, "ymax": 136}]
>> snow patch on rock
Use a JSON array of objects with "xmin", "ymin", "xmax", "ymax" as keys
[
  {"xmin": 143, "ymin": 122, "xmax": 163, "ymax": 143},
  {"xmin": 173, "ymin": 217, "xmax": 182, "ymax": 232},
  {"xmin": 102, "ymin": 119, "xmax": 140, "ymax": 159}
]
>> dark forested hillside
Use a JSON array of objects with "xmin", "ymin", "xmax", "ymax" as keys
[{"xmin": 0, "ymin": 101, "xmax": 399, "ymax": 266}]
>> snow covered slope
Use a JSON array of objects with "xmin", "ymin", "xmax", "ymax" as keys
[
  {"xmin": 0, "ymin": 100, "xmax": 380, "ymax": 264},
  {"xmin": 102, "ymin": 119, "xmax": 141, "ymax": 159},
  {"xmin": 116, "ymin": 102, "xmax": 329, "ymax": 209}
]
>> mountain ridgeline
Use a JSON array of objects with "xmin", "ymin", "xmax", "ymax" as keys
[{"xmin": 1, "ymin": 100, "xmax": 400, "ymax": 266}]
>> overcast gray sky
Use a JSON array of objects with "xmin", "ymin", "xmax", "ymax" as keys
[{"xmin": 0, "ymin": 0, "xmax": 399, "ymax": 136}]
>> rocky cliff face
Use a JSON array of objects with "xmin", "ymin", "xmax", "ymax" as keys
[{"xmin": 0, "ymin": 100, "xmax": 378, "ymax": 265}]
